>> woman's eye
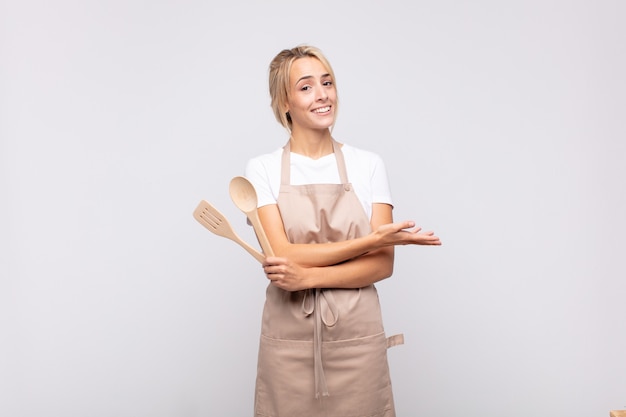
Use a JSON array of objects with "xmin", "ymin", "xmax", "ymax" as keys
[
  {"xmin": 300, "ymin": 85, "xmax": 311, "ymax": 91},
  {"xmin": 323, "ymin": 81, "xmax": 333, "ymax": 86}
]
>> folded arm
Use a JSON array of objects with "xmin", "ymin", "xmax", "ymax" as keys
[
  {"xmin": 259, "ymin": 203, "xmax": 441, "ymax": 290},
  {"xmin": 258, "ymin": 202, "xmax": 440, "ymax": 267}
]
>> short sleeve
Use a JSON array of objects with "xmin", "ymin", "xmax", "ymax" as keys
[
  {"xmin": 370, "ymin": 152, "xmax": 393, "ymax": 207},
  {"xmin": 244, "ymin": 153, "xmax": 280, "ymax": 208}
]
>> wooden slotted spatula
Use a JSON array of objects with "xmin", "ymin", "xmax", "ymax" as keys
[{"xmin": 193, "ymin": 200, "xmax": 265, "ymax": 264}]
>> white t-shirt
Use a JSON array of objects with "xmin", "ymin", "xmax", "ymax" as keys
[{"xmin": 244, "ymin": 143, "xmax": 393, "ymax": 220}]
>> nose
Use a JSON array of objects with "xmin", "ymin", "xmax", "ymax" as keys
[{"xmin": 316, "ymin": 83, "xmax": 328, "ymax": 101}]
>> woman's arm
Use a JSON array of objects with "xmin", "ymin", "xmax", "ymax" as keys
[
  {"xmin": 261, "ymin": 203, "xmax": 440, "ymax": 291},
  {"xmin": 258, "ymin": 203, "xmax": 440, "ymax": 268}
]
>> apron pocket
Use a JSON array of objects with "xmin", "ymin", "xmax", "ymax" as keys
[{"xmin": 255, "ymin": 333, "xmax": 395, "ymax": 417}]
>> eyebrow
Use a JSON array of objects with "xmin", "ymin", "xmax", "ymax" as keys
[{"xmin": 295, "ymin": 73, "xmax": 331, "ymax": 84}]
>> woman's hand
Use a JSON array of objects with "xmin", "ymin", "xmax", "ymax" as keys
[
  {"xmin": 262, "ymin": 256, "xmax": 312, "ymax": 292},
  {"xmin": 374, "ymin": 221, "xmax": 442, "ymax": 246}
]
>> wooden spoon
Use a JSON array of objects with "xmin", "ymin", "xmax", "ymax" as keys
[{"xmin": 229, "ymin": 176, "xmax": 275, "ymax": 256}]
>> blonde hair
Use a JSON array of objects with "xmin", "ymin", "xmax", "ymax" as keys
[{"xmin": 268, "ymin": 45, "xmax": 338, "ymax": 132}]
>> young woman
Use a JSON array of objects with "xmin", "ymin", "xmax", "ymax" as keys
[{"xmin": 244, "ymin": 45, "xmax": 441, "ymax": 417}]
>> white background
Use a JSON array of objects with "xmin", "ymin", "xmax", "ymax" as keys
[{"xmin": 1, "ymin": 1, "xmax": 625, "ymax": 416}]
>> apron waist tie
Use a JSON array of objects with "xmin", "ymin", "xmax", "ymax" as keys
[{"xmin": 302, "ymin": 288, "xmax": 339, "ymax": 398}]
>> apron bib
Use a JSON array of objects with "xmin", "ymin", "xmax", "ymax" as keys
[{"xmin": 254, "ymin": 139, "xmax": 402, "ymax": 417}]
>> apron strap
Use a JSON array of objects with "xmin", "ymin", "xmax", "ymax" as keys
[
  {"xmin": 331, "ymin": 139, "xmax": 350, "ymax": 185},
  {"xmin": 280, "ymin": 138, "xmax": 350, "ymax": 186},
  {"xmin": 302, "ymin": 288, "xmax": 340, "ymax": 399},
  {"xmin": 280, "ymin": 141, "xmax": 291, "ymax": 186},
  {"xmin": 386, "ymin": 333, "xmax": 405, "ymax": 348}
]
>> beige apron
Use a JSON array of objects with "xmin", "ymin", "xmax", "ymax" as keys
[{"xmin": 254, "ymin": 139, "xmax": 403, "ymax": 417}]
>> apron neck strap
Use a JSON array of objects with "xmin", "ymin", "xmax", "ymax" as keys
[{"xmin": 281, "ymin": 139, "xmax": 349, "ymax": 185}]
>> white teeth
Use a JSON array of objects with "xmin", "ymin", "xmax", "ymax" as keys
[{"xmin": 313, "ymin": 106, "xmax": 330, "ymax": 113}]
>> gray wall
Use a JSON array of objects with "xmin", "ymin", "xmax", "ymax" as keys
[{"xmin": 1, "ymin": 1, "xmax": 624, "ymax": 416}]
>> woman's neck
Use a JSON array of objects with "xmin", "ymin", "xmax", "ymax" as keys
[{"xmin": 289, "ymin": 129, "xmax": 334, "ymax": 160}]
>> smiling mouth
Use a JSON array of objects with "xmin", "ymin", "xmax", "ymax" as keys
[{"xmin": 313, "ymin": 106, "xmax": 331, "ymax": 114}]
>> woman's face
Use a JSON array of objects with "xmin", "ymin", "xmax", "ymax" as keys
[{"xmin": 286, "ymin": 57, "xmax": 337, "ymax": 132}]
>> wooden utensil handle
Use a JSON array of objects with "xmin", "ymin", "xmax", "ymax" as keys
[
  {"xmin": 239, "ymin": 240, "xmax": 266, "ymax": 264},
  {"xmin": 249, "ymin": 214, "xmax": 274, "ymax": 257}
]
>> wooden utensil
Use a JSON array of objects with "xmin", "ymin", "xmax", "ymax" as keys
[
  {"xmin": 228, "ymin": 176, "xmax": 275, "ymax": 256},
  {"xmin": 193, "ymin": 200, "xmax": 265, "ymax": 263}
]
